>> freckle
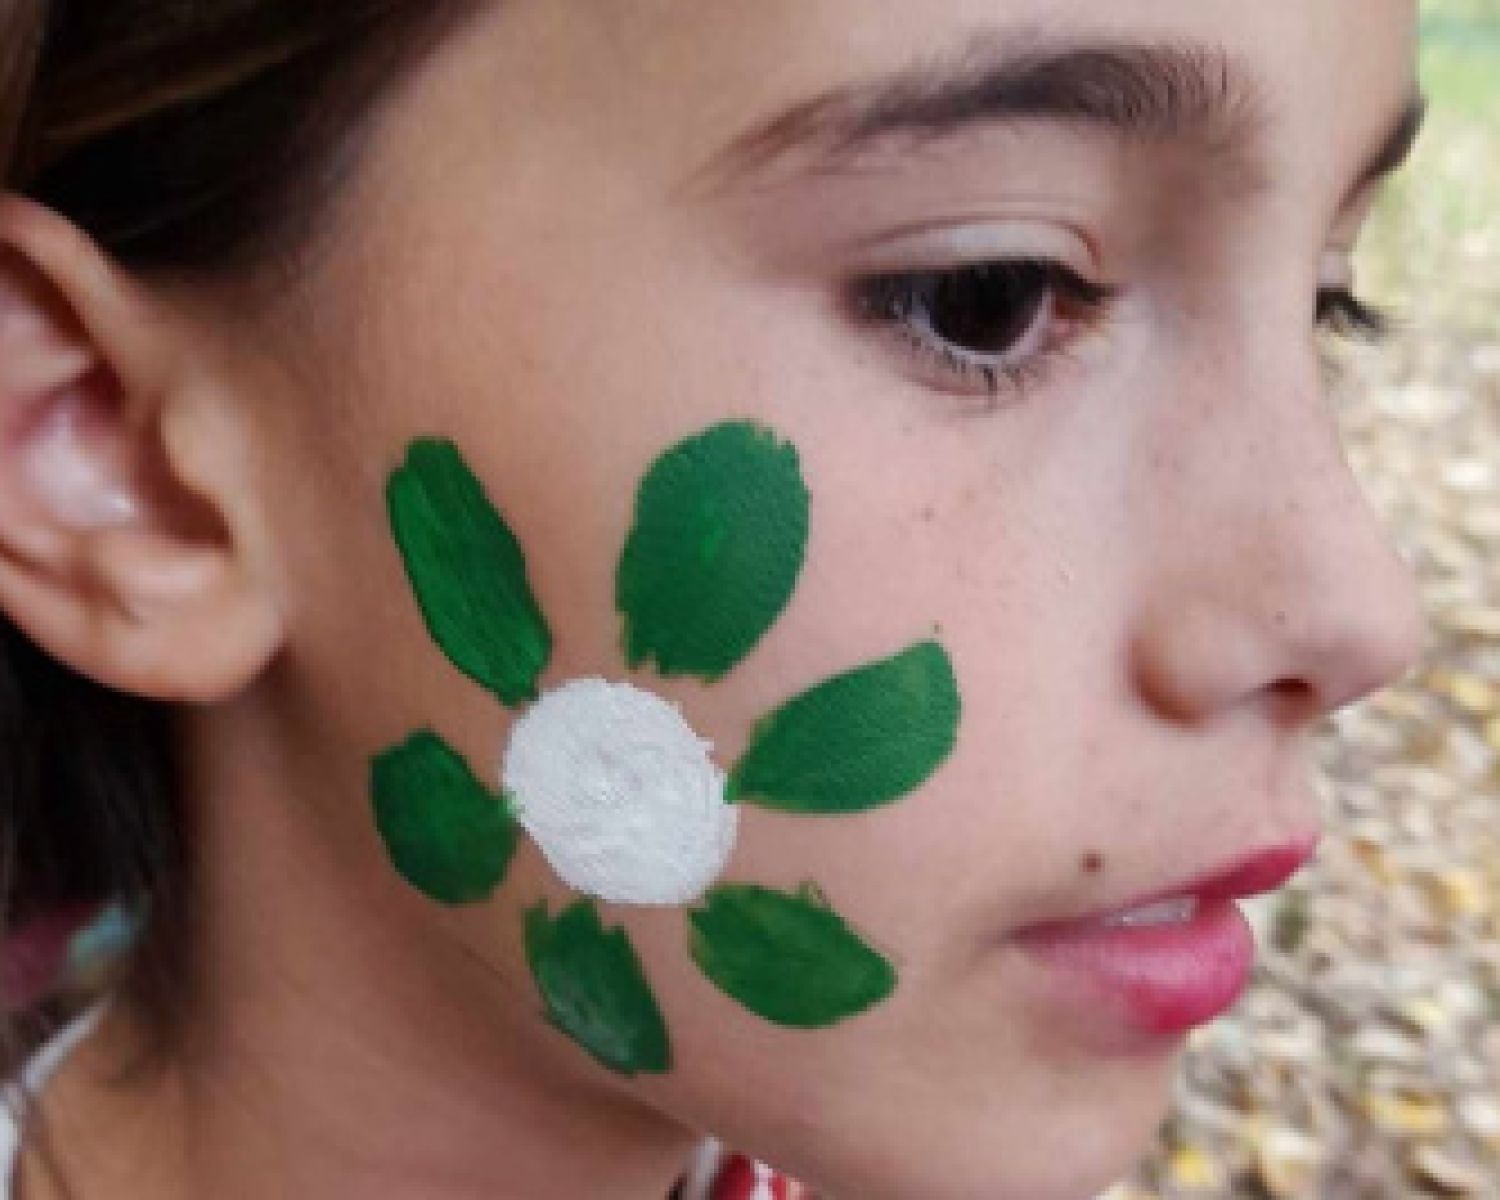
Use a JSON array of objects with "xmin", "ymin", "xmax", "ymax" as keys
[
  {"xmin": 919, "ymin": 506, "xmax": 937, "ymax": 523},
  {"xmin": 1081, "ymin": 852, "xmax": 1104, "ymax": 875}
]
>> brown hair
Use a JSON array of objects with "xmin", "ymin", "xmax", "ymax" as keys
[{"xmin": 0, "ymin": 0, "xmax": 482, "ymax": 1084}]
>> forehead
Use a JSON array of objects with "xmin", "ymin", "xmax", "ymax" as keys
[{"xmin": 501, "ymin": 0, "xmax": 1418, "ymax": 181}]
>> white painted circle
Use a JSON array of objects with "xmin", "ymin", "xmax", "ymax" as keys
[{"xmin": 502, "ymin": 678, "xmax": 738, "ymax": 906}]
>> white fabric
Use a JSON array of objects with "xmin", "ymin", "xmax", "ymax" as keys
[
  {"xmin": 679, "ymin": 1140, "xmax": 731, "ymax": 1200},
  {"xmin": 0, "ymin": 1004, "xmax": 107, "ymax": 1197}
]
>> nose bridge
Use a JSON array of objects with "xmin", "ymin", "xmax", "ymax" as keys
[{"xmin": 1135, "ymin": 331, "xmax": 1424, "ymax": 722}]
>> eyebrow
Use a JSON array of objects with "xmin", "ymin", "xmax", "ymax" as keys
[{"xmin": 697, "ymin": 35, "xmax": 1423, "ymax": 198}]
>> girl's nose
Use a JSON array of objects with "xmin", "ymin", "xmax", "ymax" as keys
[{"xmin": 1129, "ymin": 350, "xmax": 1425, "ymax": 727}]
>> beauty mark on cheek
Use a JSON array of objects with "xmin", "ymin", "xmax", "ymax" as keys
[{"xmin": 369, "ymin": 421, "xmax": 963, "ymax": 1073}]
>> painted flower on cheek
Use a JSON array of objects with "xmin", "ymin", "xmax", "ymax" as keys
[{"xmin": 371, "ymin": 422, "xmax": 961, "ymax": 1077}]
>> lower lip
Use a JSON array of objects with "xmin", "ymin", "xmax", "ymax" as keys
[{"xmin": 1014, "ymin": 898, "xmax": 1256, "ymax": 1040}]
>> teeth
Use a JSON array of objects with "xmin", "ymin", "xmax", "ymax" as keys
[{"xmin": 1102, "ymin": 897, "xmax": 1200, "ymax": 928}]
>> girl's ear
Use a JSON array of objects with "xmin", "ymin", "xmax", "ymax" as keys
[{"xmin": 0, "ymin": 195, "xmax": 284, "ymax": 702}]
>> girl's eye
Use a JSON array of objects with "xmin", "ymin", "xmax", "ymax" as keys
[
  {"xmin": 850, "ymin": 260, "xmax": 1116, "ymax": 399},
  {"xmin": 851, "ymin": 267, "xmax": 1391, "ymax": 399}
]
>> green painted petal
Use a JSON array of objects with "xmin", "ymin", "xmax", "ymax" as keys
[
  {"xmin": 387, "ymin": 438, "xmax": 552, "ymax": 707},
  {"xmin": 371, "ymin": 731, "xmax": 520, "ymax": 906},
  {"xmin": 689, "ymin": 883, "xmax": 896, "ymax": 1028},
  {"xmin": 727, "ymin": 640, "xmax": 960, "ymax": 814},
  {"xmin": 617, "ymin": 421, "xmax": 809, "ymax": 681},
  {"xmin": 525, "ymin": 900, "xmax": 672, "ymax": 1077}
]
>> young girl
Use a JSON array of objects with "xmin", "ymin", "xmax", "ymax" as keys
[{"xmin": 0, "ymin": 2, "xmax": 1425, "ymax": 1197}]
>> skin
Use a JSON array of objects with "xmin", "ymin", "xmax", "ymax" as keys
[{"xmin": 0, "ymin": 1, "xmax": 1423, "ymax": 1198}]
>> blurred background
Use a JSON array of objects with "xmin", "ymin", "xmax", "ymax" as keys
[{"xmin": 1118, "ymin": 2, "xmax": 1500, "ymax": 1196}]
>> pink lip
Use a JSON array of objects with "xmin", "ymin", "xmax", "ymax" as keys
[{"xmin": 1014, "ymin": 834, "xmax": 1320, "ymax": 1042}]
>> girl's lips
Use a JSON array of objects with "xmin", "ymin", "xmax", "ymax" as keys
[
  {"xmin": 1014, "ymin": 897, "xmax": 1255, "ymax": 1038},
  {"xmin": 1012, "ymin": 836, "xmax": 1319, "ymax": 1042}
]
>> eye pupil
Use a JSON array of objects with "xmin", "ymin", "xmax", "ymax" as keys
[{"xmin": 920, "ymin": 263, "xmax": 1050, "ymax": 354}]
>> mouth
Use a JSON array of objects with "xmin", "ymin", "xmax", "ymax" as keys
[{"xmin": 1012, "ymin": 833, "xmax": 1321, "ymax": 1044}]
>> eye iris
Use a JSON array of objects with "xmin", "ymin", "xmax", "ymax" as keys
[{"xmin": 920, "ymin": 263, "xmax": 1049, "ymax": 355}]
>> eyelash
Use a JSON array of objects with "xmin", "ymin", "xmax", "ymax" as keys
[
  {"xmin": 1315, "ymin": 288, "xmax": 1393, "ymax": 341},
  {"xmin": 851, "ymin": 261, "xmax": 1394, "ymax": 401}
]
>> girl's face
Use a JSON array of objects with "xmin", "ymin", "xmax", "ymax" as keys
[{"xmin": 233, "ymin": 1, "xmax": 1421, "ymax": 1196}]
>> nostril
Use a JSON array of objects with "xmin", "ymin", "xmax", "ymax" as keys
[{"xmin": 1265, "ymin": 676, "xmax": 1320, "ymax": 725}]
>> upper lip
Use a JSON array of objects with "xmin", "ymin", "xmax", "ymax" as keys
[{"xmin": 1021, "ymin": 832, "xmax": 1322, "ymax": 932}]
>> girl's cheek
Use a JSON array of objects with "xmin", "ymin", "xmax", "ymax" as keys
[{"xmin": 369, "ymin": 418, "xmax": 965, "ymax": 1075}]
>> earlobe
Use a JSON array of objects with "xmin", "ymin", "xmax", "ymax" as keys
[{"xmin": 0, "ymin": 197, "xmax": 284, "ymax": 703}]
